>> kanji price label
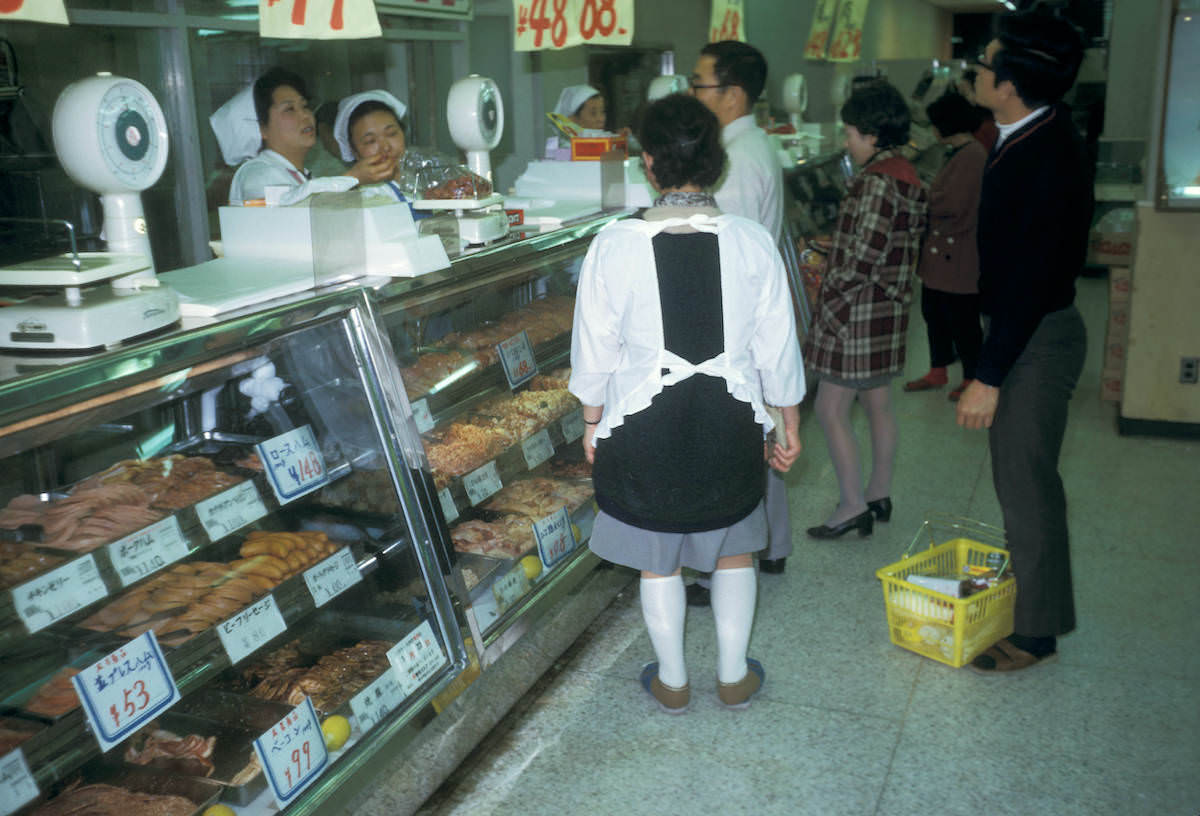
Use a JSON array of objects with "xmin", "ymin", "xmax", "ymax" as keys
[
  {"xmin": 491, "ymin": 565, "xmax": 531, "ymax": 614},
  {"xmin": 521, "ymin": 429, "xmax": 556, "ymax": 470},
  {"xmin": 349, "ymin": 668, "xmax": 406, "ymax": 733},
  {"xmin": 108, "ymin": 516, "xmax": 190, "ymax": 588},
  {"xmin": 13, "ymin": 556, "xmax": 108, "ymax": 634},
  {"xmin": 253, "ymin": 697, "xmax": 329, "ymax": 808},
  {"xmin": 0, "ymin": 749, "xmax": 38, "ymax": 816},
  {"xmin": 513, "ymin": 0, "xmax": 634, "ymax": 51},
  {"xmin": 72, "ymin": 631, "xmax": 180, "ymax": 752},
  {"xmin": 302, "ymin": 547, "xmax": 362, "ymax": 608},
  {"xmin": 463, "ymin": 461, "xmax": 503, "ymax": 506},
  {"xmin": 533, "ymin": 506, "xmax": 576, "ymax": 570},
  {"xmin": 438, "ymin": 487, "xmax": 460, "ymax": 524},
  {"xmin": 496, "ymin": 329, "xmax": 538, "ymax": 389},
  {"xmin": 386, "ymin": 620, "xmax": 448, "ymax": 697},
  {"xmin": 217, "ymin": 594, "xmax": 288, "ymax": 665},
  {"xmin": 195, "ymin": 480, "xmax": 269, "ymax": 541},
  {"xmin": 560, "ymin": 408, "xmax": 585, "ymax": 443},
  {"xmin": 411, "ymin": 398, "xmax": 435, "ymax": 433},
  {"xmin": 257, "ymin": 425, "xmax": 330, "ymax": 505}
]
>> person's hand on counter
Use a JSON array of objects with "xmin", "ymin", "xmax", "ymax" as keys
[{"xmin": 344, "ymin": 152, "xmax": 397, "ymax": 186}]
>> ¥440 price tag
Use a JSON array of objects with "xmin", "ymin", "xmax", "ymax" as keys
[
  {"xmin": 257, "ymin": 425, "xmax": 330, "ymax": 505},
  {"xmin": 302, "ymin": 547, "xmax": 362, "ymax": 608},
  {"xmin": 72, "ymin": 631, "xmax": 180, "ymax": 752},
  {"xmin": 534, "ymin": 506, "xmax": 577, "ymax": 570},
  {"xmin": 253, "ymin": 697, "xmax": 329, "ymax": 809},
  {"xmin": 496, "ymin": 329, "xmax": 538, "ymax": 389},
  {"xmin": 0, "ymin": 749, "xmax": 39, "ymax": 816}
]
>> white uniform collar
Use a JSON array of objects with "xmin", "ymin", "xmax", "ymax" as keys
[{"xmin": 721, "ymin": 114, "xmax": 757, "ymax": 146}]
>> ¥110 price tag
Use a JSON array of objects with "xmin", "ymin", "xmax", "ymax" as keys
[
  {"xmin": 438, "ymin": 487, "xmax": 459, "ymax": 524},
  {"xmin": 491, "ymin": 566, "xmax": 531, "ymax": 614},
  {"xmin": 534, "ymin": 506, "xmax": 577, "ymax": 570},
  {"xmin": 411, "ymin": 398, "xmax": 435, "ymax": 433},
  {"xmin": 463, "ymin": 461, "xmax": 503, "ymax": 506},
  {"xmin": 257, "ymin": 425, "xmax": 330, "ymax": 505},
  {"xmin": 496, "ymin": 329, "xmax": 538, "ymax": 389},
  {"xmin": 387, "ymin": 619, "xmax": 448, "ymax": 697},
  {"xmin": 521, "ymin": 429, "xmax": 555, "ymax": 470},
  {"xmin": 13, "ymin": 555, "xmax": 108, "ymax": 634},
  {"xmin": 560, "ymin": 408, "xmax": 585, "ymax": 443},
  {"xmin": 108, "ymin": 516, "xmax": 190, "ymax": 588},
  {"xmin": 217, "ymin": 594, "xmax": 288, "ymax": 665},
  {"xmin": 253, "ymin": 697, "xmax": 329, "ymax": 809},
  {"xmin": 303, "ymin": 547, "xmax": 362, "ymax": 608},
  {"xmin": 72, "ymin": 631, "xmax": 180, "ymax": 752},
  {"xmin": 0, "ymin": 749, "xmax": 39, "ymax": 816},
  {"xmin": 513, "ymin": 0, "xmax": 634, "ymax": 51},
  {"xmin": 349, "ymin": 668, "xmax": 406, "ymax": 734},
  {"xmin": 195, "ymin": 480, "xmax": 269, "ymax": 542}
]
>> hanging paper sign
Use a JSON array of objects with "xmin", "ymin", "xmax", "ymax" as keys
[
  {"xmin": 411, "ymin": 398, "xmax": 435, "ymax": 433},
  {"xmin": 491, "ymin": 565, "xmax": 530, "ymax": 613},
  {"xmin": 804, "ymin": 0, "xmax": 839, "ymax": 60},
  {"xmin": 513, "ymin": 0, "xmax": 633, "ymax": 51},
  {"xmin": 386, "ymin": 619, "xmax": 448, "ymax": 696},
  {"xmin": 195, "ymin": 480, "xmax": 269, "ymax": 542},
  {"xmin": 560, "ymin": 408, "xmax": 585, "ymax": 443},
  {"xmin": 0, "ymin": 1, "xmax": 68, "ymax": 25},
  {"xmin": 496, "ymin": 330, "xmax": 538, "ymax": 389},
  {"xmin": 0, "ymin": 749, "xmax": 39, "ymax": 816},
  {"xmin": 72, "ymin": 631, "xmax": 180, "ymax": 752},
  {"xmin": 108, "ymin": 517, "xmax": 190, "ymax": 588},
  {"xmin": 349, "ymin": 668, "xmax": 406, "ymax": 733},
  {"xmin": 521, "ymin": 429, "xmax": 556, "ymax": 470},
  {"xmin": 463, "ymin": 461, "xmax": 502, "ymax": 506},
  {"xmin": 302, "ymin": 546, "xmax": 362, "ymax": 608},
  {"xmin": 257, "ymin": 425, "xmax": 330, "ymax": 505},
  {"xmin": 438, "ymin": 487, "xmax": 459, "ymax": 523},
  {"xmin": 708, "ymin": 0, "xmax": 745, "ymax": 42},
  {"xmin": 253, "ymin": 697, "xmax": 329, "ymax": 809},
  {"xmin": 259, "ymin": 0, "xmax": 382, "ymax": 40},
  {"xmin": 13, "ymin": 556, "xmax": 108, "ymax": 634},
  {"xmin": 533, "ymin": 506, "xmax": 576, "ymax": 570},
  {"xmin": 217, "ymin": 594, "xmax": 288, "ymax": 665},
  {"xmin": 829, "ymin": 0, "xmax": 870, "ymax": 62}
]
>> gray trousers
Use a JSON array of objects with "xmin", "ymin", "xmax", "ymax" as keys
[
  {"xmin": 763, "ymin": 467, "xmax": 792, "ymax": 560},
  {"xmin": 988, "ymin": 306, "xmax": 1086, "ymax": 637}
]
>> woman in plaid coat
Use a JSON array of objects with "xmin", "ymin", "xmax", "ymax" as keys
[{"xmin": 803, "ymin": 81, "xmax": 928, "ymax": 539}]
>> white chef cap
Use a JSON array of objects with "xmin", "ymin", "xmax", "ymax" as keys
[
  {"xmin": 209, "ymin": 83, "xmax": 261, "ymax": 166},
  {"xmin": 554, "ymin": 85, "xmax": 600, "ymax": 118},
  {"xmin": 334, "ymin": 90, "xmax": 408, "ymax": 163}
]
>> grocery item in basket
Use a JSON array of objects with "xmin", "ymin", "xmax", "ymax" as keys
[
  {"xmin": 124, "ymin": 728, "xmax": 217, "ymax": 777},
  {"xmin": 23, "ymin": 667, "xmax": 81, "ymax": 718},
  {"xmin": 30, "ymin": 783, "xmax": 198, "ymax": 816}
]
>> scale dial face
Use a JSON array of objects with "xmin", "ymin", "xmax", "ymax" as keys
[
  {"xmin": 478, "ymin": 85, "xmax": 500, "ymax": 143},
  {"xmin": 97, "ymin": 81, "xmax": 164, "ymax": 189}
]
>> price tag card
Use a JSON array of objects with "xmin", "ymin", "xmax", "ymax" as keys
[
  {"xmin": 257, "ymin": 425, "xmax": 330, "ymax": 505},
  {"xmin": 491, "ymin": 566, "xmax": 531, "ymax": 614},
  {"xmin": 0, "ymin": 749, "xmax": 39, "ymax": 816},
  {"xmin": 260, "ymin": 0, "xmax": 381, "ymax": 40},
  {"xmin": 463, "ymin": 461, "xmax": 503, "ymax": 506},
  {"xmin": 387, "ymin": 620, "xmax": 448, "ymax": 697},
  {"xmin": 13, "ymin": 555, "xmax": 108, "ymax": 634},
  {"xmin": 438, "ymin": 487, "xmax": 460, "ymax": 524},
  {"xmin": 561, "ymin": 408, "xmax": 585, "ymax": 443},
  {"xmin": 108, "ymin": 517, "xmax": 190, "ymax": 588},
  {"xmin": 71, "ymin": 631, "xmax": 180, "ymax": 752},
  {"xmin": 513, "ymin": 0, "xmax": 634, "ymax": 51},
  {"xmin": 303, "ymin": 547, "xmax": 363, "ymax": 608},
  {"xmin": 253, "ymin": 697, "xmax": 329, "ymax": 809},
  {"xmin": 195, "ymin": 481, "xmax": 269, "ymax": 542},
  {"xmin": 0, "ymin": 1, "xmax": 68, "ymax": 25},
  {"xmin": 411, "ymin": 398, "xmax": 435, "ymax": 433},
  {"xmin": 349, "ymin": 669, "xmax": 406, "ymax": 734},
  {"xmin": 521, "ymin": 429, "xmax": 555, "ymax": 470},
  {"xmin": 496, "ymin": 330, "xmax": 538, "ymax": 389},
  {"xmin": 709, "ymin": 0, "xmax": 745, "ymax": 42},
  {"xmin": 534, "ymin": 507, "xmax": 577, "ymax": 571},
  {"xmin": 217, "ymin": 594, "xmax": 287, "ymax": 666}
]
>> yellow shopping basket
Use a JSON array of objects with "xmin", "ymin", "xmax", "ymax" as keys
[{"xmin": 875, "ymin": 515, "xmax": 1017, "ymax": 668}]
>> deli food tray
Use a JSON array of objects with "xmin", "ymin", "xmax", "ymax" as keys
[{"xmin": 23, "ymin": 762, "xmax": 225, "ymax": 816}]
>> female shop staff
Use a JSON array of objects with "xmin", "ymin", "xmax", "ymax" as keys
[
  {"xmin": 333, "ymin": 90, "xmax": 411, "ymax": 204},
  {"xmin": 555, "ymin": 84, "xmax": 607, "ymax": 130},
  {"xmin": 209, "ymin": 68, "xmax": 394, "ymax": 206}
]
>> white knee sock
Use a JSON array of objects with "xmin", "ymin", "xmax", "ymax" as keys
[
  {"xmin": 640, "ymin": 574, "xmax": 687, "ymax": 689},
  {"xmin": 711, "ymin": 566, "xmax": 757, "ymax": 684}
]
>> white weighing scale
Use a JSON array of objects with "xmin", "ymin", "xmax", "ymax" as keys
[
  {"xmin": 0, "ymin": 73, "xmax": 180, "ymax": 351},
  {"xmin": 440, "ymin": 75, "xmax": 508, "ymax": 246}
]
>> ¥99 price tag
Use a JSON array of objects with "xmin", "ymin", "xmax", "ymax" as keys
[
  {"xmin": 257, "ymin": 425, "xmax": 330, "ymax": 505},
  {"xmin": 496, "ymin": 330, "xmax": 538, "ymax": 389},
  {"xmin": 72, "ymin": 631, "xmax": 180, "ymax": 752},
  {"xmin": 513, "ymin": 0, "xmax": 633, "ymax": 51},
  {"xmin": 253, "ymin": 696, "xmax": 329, "ymax": 809}
]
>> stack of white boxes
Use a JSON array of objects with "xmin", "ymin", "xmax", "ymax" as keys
[{"xmin": 1100, "ymin": 267, "xmax": 1131, "ymax": 402}]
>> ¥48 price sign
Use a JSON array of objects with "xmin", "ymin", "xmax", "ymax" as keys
[
  {"xmin": 257, "ymin": 425, "xmax": 330, "ymax": 505},
  {"xmin": 72, "ymin": 631, "xmax": 180, "ymax": 752},
  {"xmin": 253, "ymin": 696, "xmax": 329, "ymax": 808},
  {"xmin": 513, "ymin": 0, "xmax": 633, "ymax": 51}
]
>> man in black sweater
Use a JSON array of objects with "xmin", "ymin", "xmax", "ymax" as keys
[{"xmin": 956, "ymin": 8, "xmax": 1091, "ymax": 673}]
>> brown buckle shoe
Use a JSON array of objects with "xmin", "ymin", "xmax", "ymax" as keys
[
  {"xmin": 969, "ymin": 638, "xmax": 1057, "ymax": 674},
  {"xmin": 717, "ymin": 658, "xmax": 764, "ymax": 709},
  {"xmin": 640, "ymin": 663, "xmax": 690, "ymax": 713}
]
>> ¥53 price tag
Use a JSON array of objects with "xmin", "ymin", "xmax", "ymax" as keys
[
  {"xmin": 108, "ymin": 517, "xmax": 190, "ymax": 588},
  {"xmin": 72, "ymin": 631, "xmax": 180, "ymax": 752},
  {"xmin": 411, "ymin": 398, "xmax": 435, "ymax": 433},
  {"xmin": 195, "ymin": 481, "xmax": 269, "ymax": 542},
  {"xmin": 463, "ymin": 461, "xmax": 503, "ymax": 506},
  {"xmin": 258, "ymin": 425, "xmax": 330, "ymax": 505},
  {"xmin": 438, "ymin": 487, "xmax": 460, "ymax": 524},
  {"xmin": 303, "ymin": 547, "xmax": 362, "ymax": 608},
  {"xmin": 13, "ymin": 555, "xmax": 108, "ymax": 634},
  {"xmin": 496, "ymin": 330, "xmax": 538, "ymax": 389},
  {"xmin": 387, "ymin": 620, "xmax": 448, "ymax": 697},
  {"xmin": 253, "ymin": 697, "xmax": 329, "ymax": 809},
  {"xmin": 0, "ymin": 749, "xmax": 39, "ymax": 816},
  {"xmin": 521, "ymin": 429, "xmax": 555, "ymax": 470},
  {"xmin": 560, "ymin": 408, "xmax": 585, "ymax": 443},
  {"xmin": 349, "ymin": 668, "xmax": 406, "ymax": 734},
  {"xmin": 217, "ymin": 594, "xmax": 288, "ymax": 665},
  {"xmin": 491, "ymin": 566, "xmax": 531, "ymax": 614},
  {"xmin": 513, "ymin": 0, "xmax": 633, "ymax": 51},
  {"xmin": 534, "ymin": 506, "xmax": 577, "ymax": 570}
]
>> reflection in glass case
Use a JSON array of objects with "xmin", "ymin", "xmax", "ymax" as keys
[{"xmin": 1158, "ymin": 2, "xmax": 1200, "ymax": 209}]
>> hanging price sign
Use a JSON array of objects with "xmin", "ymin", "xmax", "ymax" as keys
[
  {"xmin": 560, "ymin": 408, "xmax": 585, "ymax": 443},
  {"xmin": 259, "ymin": 0, "xmax": 382, "ymax": 40},
  {"xmin": 302, "ymin": 547, "xmax": 363, "ymax": 608},
  {"xmin": 463, "ymin": 461, "xmax": 503, "ymax": 506},
  {"xmin": 349, "ymin": 668, "xmax": 406, "ymax": 734},
  {"xmin": 709, "ymin": 0, "xmax": 745, "ymax": 42},
  {"xmin": 72, "ymin": 631, "xmax": 180, "ymax": 752},
  {"xmin": 196, "ymin": 481, "xmax": 269, "ymax": 542},
  {"xmin": 13, "ymin": 556, "xmax": 108, "ymax": 634},
  {"xmin": 411, "ymin": 398, "xmax": 435, "ymax": 433},
  {"xmin": 0, "ymin": 749, "xmax": 39, "ymax": 816},
  {"xmin": 804, "ymin": 0, "xmax": 839, "ymax": 60},
  {"xmin": 386, "ymin": 620, "xmax": 448, "ymax": 697},
  {"xmin": 521, "ymin": 429, "xmax": 556, "ymax": 470},
  {"xmin": 108, "ymin": 517, "xmax": 190, "ymax": 588},
  {"xmin": 533, "ymin": 506, "xmax": 577, "ymax": 570},
  {"xmin": 513, "ymin": 0, "xmax": 633, "ymax": 51},
  {"xmin": 217, "ymin": 594, "xmax": 288, "ymax": 665},
  {"xmin": 828, "ymin": 0, "xmax": 870, "ymax": 62},
  {"xmin": 0, "ymin": 1, "xmax": 68, "ymax": 25},
  {"xmin": 257, "ymin": 425, "xmax": 330, "ymax": 505},
  {"xmin": 496, "ymin": 330, "xmax": 538, "ymax": 389},
  {"xmin": 253, "ymin": 697, "xmax": 329, "ymax": 809}
]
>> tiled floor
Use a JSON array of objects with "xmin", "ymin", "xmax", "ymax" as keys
[{"xmin": 417, "ymin": 275, "xmax": 1200, "ymax": 816}]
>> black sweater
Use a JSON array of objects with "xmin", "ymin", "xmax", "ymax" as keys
[{"xmin": 975, "ymin": 104, "xmax": 1093, "ymax": 386}]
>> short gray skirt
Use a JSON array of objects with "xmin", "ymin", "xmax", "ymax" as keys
[
  {"xmin": 815, "ymin": 370, "xmax": 896, "ymax": 390},
  {"xmin": 589, "ymin": 501, "xmax": 766, "ymax": 575}
]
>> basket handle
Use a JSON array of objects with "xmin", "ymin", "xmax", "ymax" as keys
[{"xmin": 902, "ymin": 514, "xmax": 1011, "ymax": 579}]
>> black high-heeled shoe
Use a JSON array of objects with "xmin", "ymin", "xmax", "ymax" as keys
[
  {"xmin": 806, "ymin": 510, "xmax": 874, "ymax": 539},
  {"xmin": 867, "ymin": 497, "xmax": 892, "ymax": 523}
]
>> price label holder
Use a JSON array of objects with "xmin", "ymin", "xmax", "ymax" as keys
[
  {"xmin": 491, "ymin": 566, "xmax": 531, "ymax": 615},
  {"xmin": 195, "ymin": 481, "xmax": 269, "ymax": 542},
  {"xmin": 253, "ymin": 697, "xmax": 329, "ymax": 809},
  {"xmin": 534, "ymin": 507, "xmax": 577, "ymax": 571},
  {"xmin": 561, "ymin": 408, "xmax": 585, "ymax": 443},
  {"xmin": 521, "ymin": 429, "xmax": 556, "ymax": 470},
  {"xmin": 411, "ymin": 398, "xmax": 435, "ymax": 433},
  {"xmin": 438, "ymin": 487, "xmax": 460, "ymax": 524},
  {"xmin": 14, "ymin": 555, "xmax": 108, "ymax": 634},
  {"xmin": 217, "ymin": 594, "xmax": 288, "ymax": 665},
  {"xmin": 257, "ymin": 425, "xmax": 330, "ymax": 505},
  {"xmin": 387, "ymin": 619, "xmax": 448, "ymax": 697},
  {"xmin": 107, "ymin": 517, "xmax": 190, "ymax": 588},
  {"xmin": 71, "ymin": 630, "xmax": 180, "ymax": 752},
  {"xmin": 496, "ymin": 329, "xmax": 538, "ymax": 389},
  {"xmin": 463, "ymin": 461, "xmax": 503, "ymax": 506},
  {"xmin": 349, "ymin": 668, "xmax": 407, "ymax": 734},
  {"xmin": 303, "ymin": 547, "xmax": 363, "ymax": 608},
  {"xmin": 0, "ymin": 749, "xmax": 39, "ymax": 816}
]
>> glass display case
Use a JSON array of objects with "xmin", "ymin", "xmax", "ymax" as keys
[
  {"xmin": 0, "ymin": 288, "xmax": 466, "ymax": 815},
  {"xmin": 1156, "ymin": 1, "xmax": 1200, "ymax": 210}
]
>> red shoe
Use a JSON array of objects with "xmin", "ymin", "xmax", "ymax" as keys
[
  {"xmin": 903, "ymin": 371, "xmax": 948, "ymax": 392},
  {"xmin": 948, "ymin": 380, "xmax": 973, "ymax": 402}
]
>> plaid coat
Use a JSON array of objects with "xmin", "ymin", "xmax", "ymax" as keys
[{"xmin": 804, "ymin": 150, "xmax": 928, "ymax": 380}]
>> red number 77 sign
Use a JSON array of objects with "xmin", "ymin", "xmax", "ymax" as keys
[
  {"xmin": 260, "ymin": 0, "xmax": 381, "ymax": 39},
  {"xmin": 0, "ymin": 0, "xmax": 69, "ymax": 23}
]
